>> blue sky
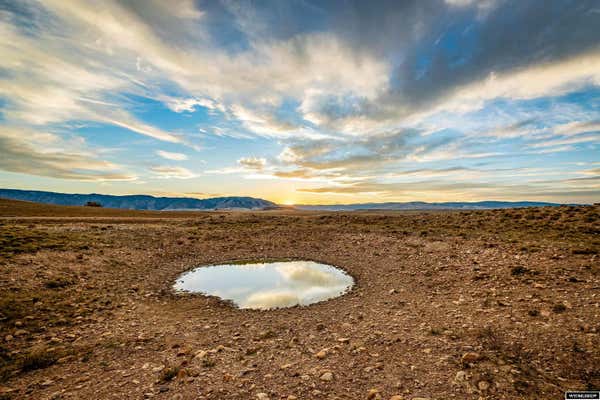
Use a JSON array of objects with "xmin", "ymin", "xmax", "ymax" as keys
[{"xmin": 0, "ymin": 0, "xmax": 598, "ymax": 204}]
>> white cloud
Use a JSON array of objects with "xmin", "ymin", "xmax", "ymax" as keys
[
  {"xmin": 237, "ymin": 156, "xmax": 267, "ymax": 170},
  {"xmin": 0, "ymin": 127, "xmax": 136, "ymax": 181},
  {"xmin": 150, "ymin": 165, "xmax": 196, "ymax": 179},
  {"xmin": 156, "ymin": 150, "xmax": 188, "ymax": 161},
  {"xmin": 554, "ymin": 120, "xmax": 600, "ymax": 136}
]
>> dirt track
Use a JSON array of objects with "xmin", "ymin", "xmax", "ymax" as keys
[{"xmin": 0, "ymin": 199, "xmax": 598, "ymax": 399}]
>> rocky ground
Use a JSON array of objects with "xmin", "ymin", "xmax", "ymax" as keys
[{"xmin": 0, "ymin": 199, "xmax": 598, "ymax": 400}]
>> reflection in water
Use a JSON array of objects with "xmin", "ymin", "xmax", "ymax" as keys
[{"xmin": 173, "ymin": 260, "xmax": 354, "ymax": 310}]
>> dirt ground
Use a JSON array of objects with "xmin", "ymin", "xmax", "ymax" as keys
[{"xmin": 0, "ymin": 198, "xmax": 598, "ymax": 400}]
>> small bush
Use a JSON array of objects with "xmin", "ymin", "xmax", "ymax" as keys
[
  {"xmin": 511, "ymin": 266, "xmax": 529, "ymax": 276},
  {"xmin": 21, "ymin": 346, "xmax": 58, "ymax": 371},
  {"xmin": 44, "ymin": 276, "xmax": 74, "ymax": 289},
  {"xmin": 158, "ymin": 365, "xmax": 180, "ymax": 382},
  {"xmin": 552, "ymin": 303, "xmax": 567, "ymax": 313}
]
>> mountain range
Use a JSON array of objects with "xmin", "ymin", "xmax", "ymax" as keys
[
  {"xmin": 0, "ymin": 189, "xmax": 574, "ymax": 211},
  {"xmin": 0, "ymin": 189, "xmax": 276, "ymax": 210}
]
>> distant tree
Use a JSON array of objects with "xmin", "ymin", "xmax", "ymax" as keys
[{"xmin": 85, "ymin": 201, "xmax": 102, "ymax": 207}]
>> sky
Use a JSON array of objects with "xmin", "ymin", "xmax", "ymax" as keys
[{"xmin": 0, "ymin": 0, "xmax": 599, "ymax": 205}]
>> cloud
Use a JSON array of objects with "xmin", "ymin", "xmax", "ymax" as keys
[
  {"xmin": 150, "ymin": 165, "xmax": 196, "ymax": 179},
  {"xmin": 242, "ymin": 290, "xmax": 300, "ymax": 309},
  {"xmin": 0, "ymin": 127, "xmax": 136, "ymax": 181},
  {"xmin": 554, "ymin": 120, "xmax": 600, "ymax": 136},
  {"xmin": 237, "ymin": 157, "xmax": 267, "ymax": 170},
  {"xmin": 156, "ymin": 150, "xmax": 188, "ymax": 161},
  {"xmin": 0, "ymin": 0, "xmax": 599, "ymax": 201}
]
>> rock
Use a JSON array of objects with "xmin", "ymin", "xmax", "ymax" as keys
[
  {"xmin": 477, "ymin": 380, "xmax": 490, "ymax": 391},
  {"xmin": 454, "ymin": 370, "xmax": 468, "ymax": 383},
  {"xmin": 171, "ymin": 395, "xmax": 183, "ymax": 400},
  {"xmin": 4, "ymin": 335, "xmax": 13, "ymax": 342},
  {"xmin": 14, "ymin": 329, "xmax": 28, "ymax": 336},
  {"xmin": 389, "ymin": 289, "xmax": 397, "ymax": 295},
  {"xmin": 256, "ymin": 393, "xmax": 269, "ymax": 400},
  {"xmin": 315, "ymin": 349, "xmax": 328, "ymax": 359},
  {"xmin": 320, "ymin": 371, "xmax": 334, "ymax": 381},
  {"xmin": 461, "ymin": 352, "xmax": 481, "ymax": 364},
  {"xmin": 411, "ymin": 398, "xmax": 431, "ymax": 400},
  {"xmin": 287, "ymin": 396, "xmax": 298, "ymax": 400},
  {"xmin": 193, "ymin": 350, "xmax": 207, "ymax": 359},
  {"xmin": 367, "ymin": 388, "xmax": 381, "ymax": 399},
  {"xmin": 337, "ymin": 337, "xmax": 350, "ymax": 343},
  {"xmin": 176, "ymin": 369, "xmax": 188, "ymax": 379},
  {"xmin": 389, "ymin": 396, "xmax": 404, "ymax": 400}
]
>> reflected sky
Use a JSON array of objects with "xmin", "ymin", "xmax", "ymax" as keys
[{"xmin": 173, "ymin": 261, "xmax": 354, "ymax": 310}]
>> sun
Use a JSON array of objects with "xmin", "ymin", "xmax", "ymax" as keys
[{"xmin": 281, "ymin": 199, "xmax": 296, "ymax": 206}]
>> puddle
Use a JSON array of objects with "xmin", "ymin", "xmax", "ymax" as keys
[{"xmin": 173, "ymin": 260, "xmax": 354, "ymax": 310}]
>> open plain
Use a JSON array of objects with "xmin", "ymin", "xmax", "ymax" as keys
[{"xmin": 0, "ymin": 199, "xmax": 598, "ymax": 399}]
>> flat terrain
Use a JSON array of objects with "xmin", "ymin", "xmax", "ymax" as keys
[{"xmin": 0, "ymin": 198, "xmax": 598, "ymax": 400}]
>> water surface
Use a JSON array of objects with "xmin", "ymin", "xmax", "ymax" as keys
[{"xmin": 173, "ymin": 260, "xmax": 354, "ymax": 309}]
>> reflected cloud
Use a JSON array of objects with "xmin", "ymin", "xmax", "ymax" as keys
[{"xmin": 173, "ymin": 261, "xmax": 354, "ymax": 310}]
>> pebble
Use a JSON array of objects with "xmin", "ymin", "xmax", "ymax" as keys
[
  {"xmin": 389, "ymin": 396, "xmax": 404, "ymax": 400},
  {"xmin": 315, "ymin": 349, "xmax": 328, "ymax": 359},
  {"xmin": 477, "ymin": 380, "xmax": 490, "ymax": 391},
  {"xmin": 4, "ymin": 335, "xmax": 13, "ymax": 342},
  {"xmin": 256, "ymin": 393, "xmax": 269, "ymax": 400},
  {"xmin": 454, "ymin": 370, "xmax": 468, "ymax": 382},
  {"xmin": 320, "ymin": 371, "xmax": 334, "ymax": 381},
  {"xmin": 367, "ymin": 388, "xmax": 381, "ymax": 399},
  {"xmin": 461, "ymin": 352, "xmax": 480, "ymax": 364}
]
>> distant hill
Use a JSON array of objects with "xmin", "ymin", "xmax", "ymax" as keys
[
  {"xmin": 0, "ymin": 189, "xmax": 276, "ymax": 211},
  {"xmin": 294, "ymin": 200, "xmax": 569, "ymax": 211}
]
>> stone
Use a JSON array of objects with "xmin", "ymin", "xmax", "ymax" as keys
[
  {"xmin": 14, "ymin": 329, "xmax": 27, "ymax": 336},
  {"xmin": 477, "ymin": 380, "xmax": 490, "ymax": 391},
  {"xmin": 256, "ymin": 393, "xmax": 269, "ymax": 400},
  {"xmin": 320, "ymin": 371, "xmax": 334, "ymax": 381},
  {"xmin": 454, "ymin": 370, "xmax": 468, "ymax": 382},
  {"xmin": 194, "ymin": 350, "xmax": 207, "ymax": 359},
  {"xmin": 461, "ymin": 352, "xmax": 481, "ymax": 364},
  {"xmin": 4, "ymin": 335, "xmax": 13, "ymax": 342},
  {"xmin": 315, "ymin": 349, "xmax": 328, "ymax": 359},
  {"xmin": 389, "ymin": 396, "xmax": 404, "ymax": 400},
  {"xmin": 176, "ymin": 369, "xmax": 188, "ymax": 379},
  {"xmin": 367, "ymin": 388, "xmax": 381, "ymax": 399}
]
